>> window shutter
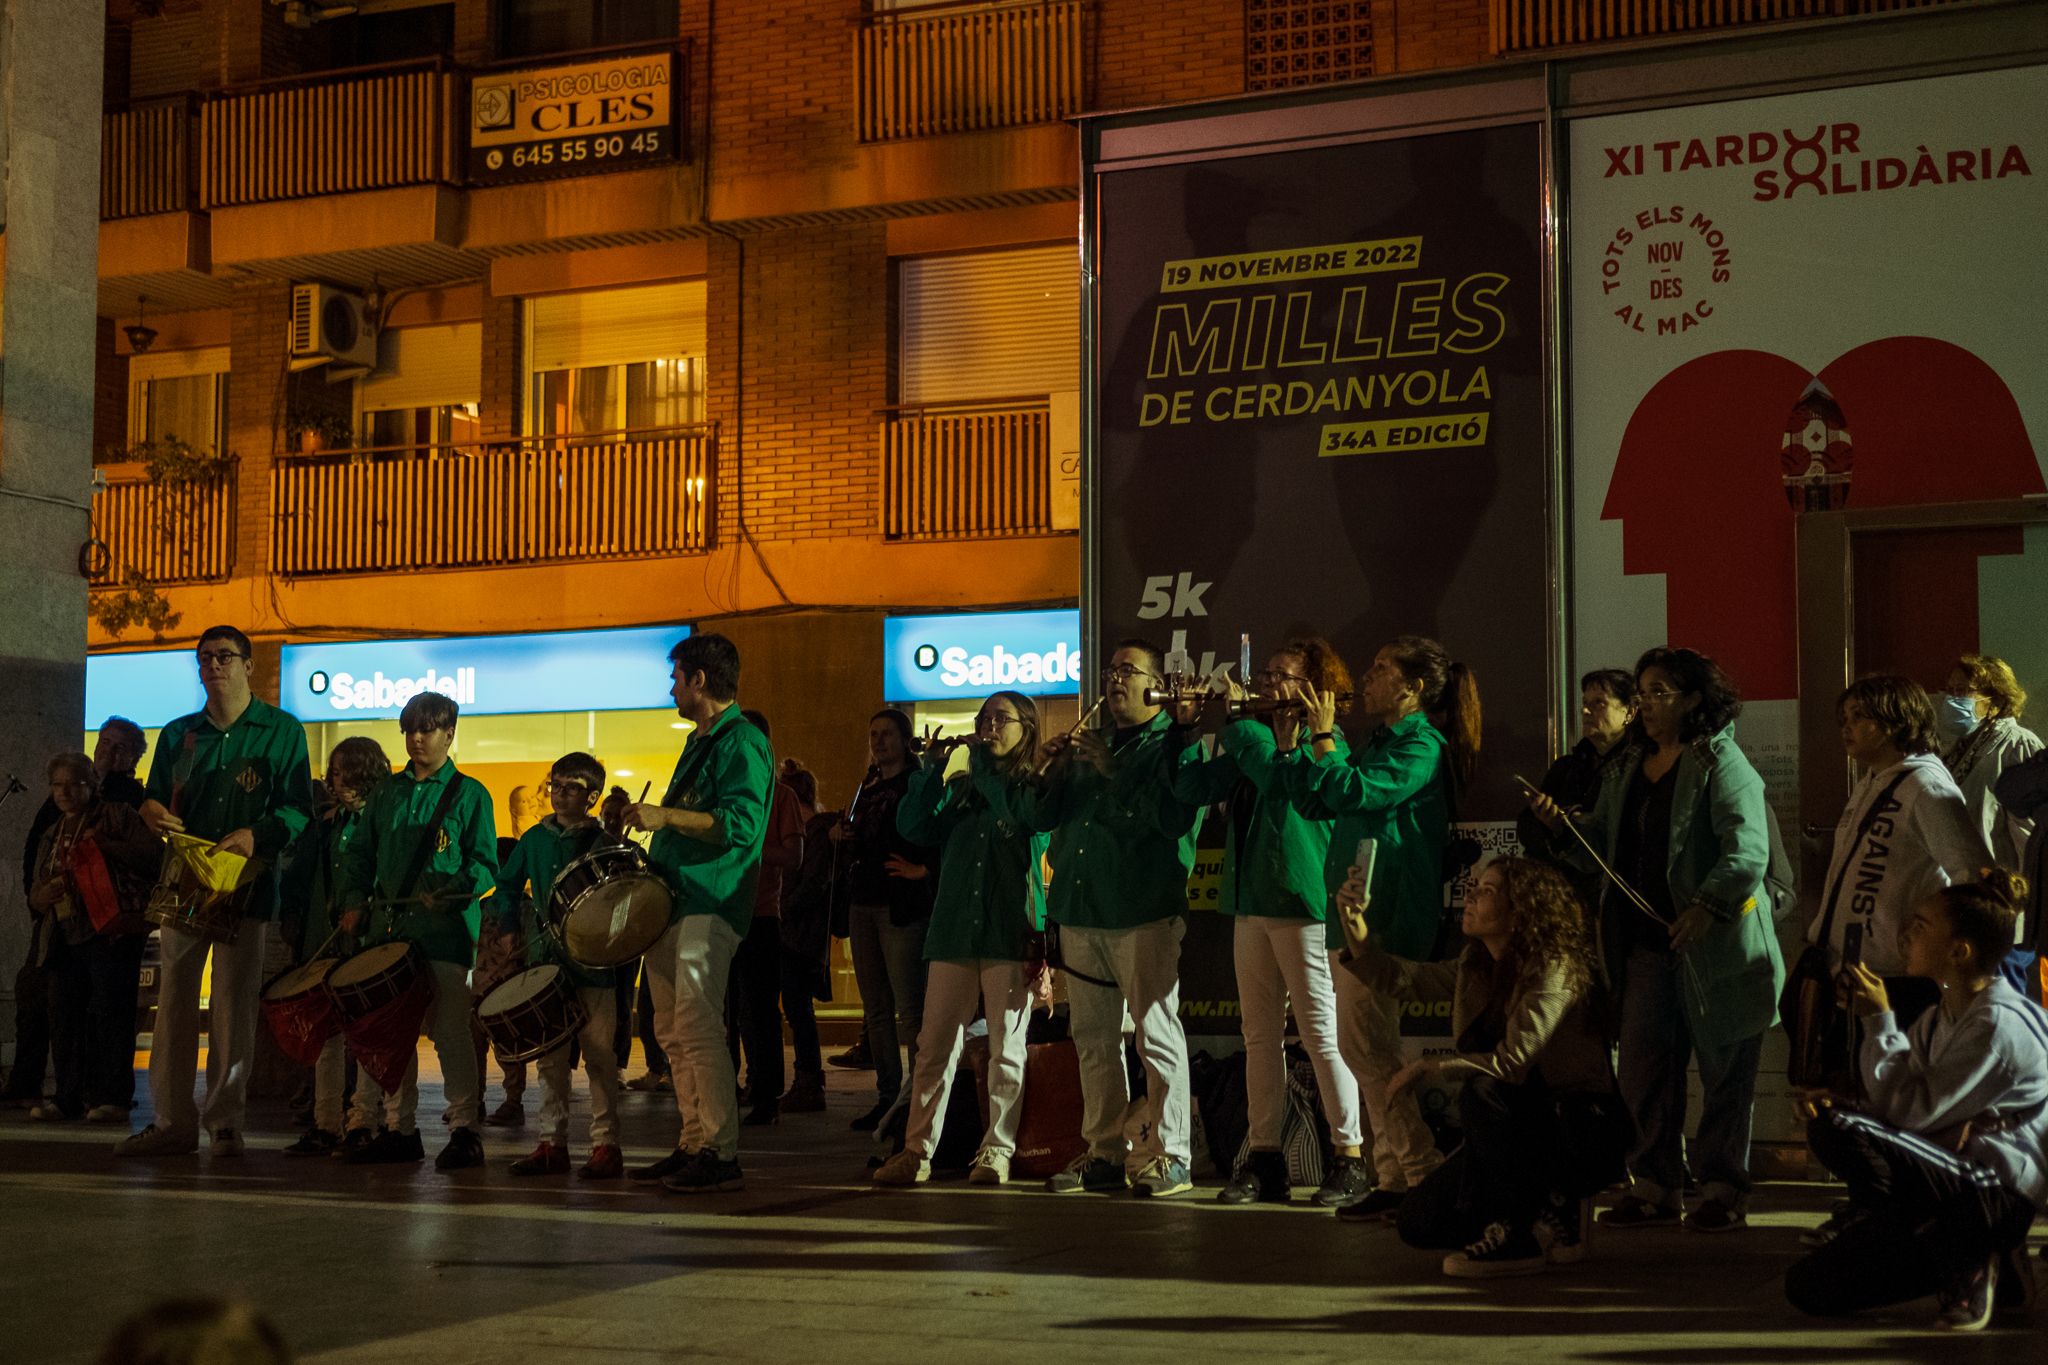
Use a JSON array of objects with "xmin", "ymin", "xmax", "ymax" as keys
[
  {"xmin": 359, "ymin": 323, "xmax": 482, "ymax": 412},
  {"xmin": 129, "ymin": 347, "xmax": 230, "ymax": 382},
  {"xmin": 527, "ymin": 281, "xmax": 708, "ymax": 372},
  {"xmin": 899, "ymin": 246, "xmax": 1079, "ymax": 405}
]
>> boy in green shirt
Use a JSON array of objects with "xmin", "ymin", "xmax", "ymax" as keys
[{"xmin": 336, "ymin": 690, "xmax": 499, "ymax": 1171}]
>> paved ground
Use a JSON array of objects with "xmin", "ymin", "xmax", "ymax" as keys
[{"xmin": 2, "ymin": 1047, "xmax": 2041, "ymax": 1364}]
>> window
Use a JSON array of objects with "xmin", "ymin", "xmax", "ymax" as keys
[
  {"xmin": 127, "ymin": 348, "xmax": 230, "ymax": 458},
  {"xmin": 358, "ymin": 322, "xmax": 483, "ymax": 449},
  {"xmin": 525, "ymin": 282, "xmax": 708, "ymax": 437},
  {"xmin": 365, "ymin": 403, "xmax": 481, "ymax": 449},
  {"xmin": 496, "ymin": 0, "xmax": 678, "ymax": 60},
  {"xmin": 897, "ymin": 246, "xmax": 1078, "ymax": 404}
]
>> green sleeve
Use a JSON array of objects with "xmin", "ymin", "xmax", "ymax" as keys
[
  {"xmin": 455, "ymin": 779, "xmax": 500, "ymax": 901},
  {"xmin": 705, "ymin": 730, "xmax": 772, "ymax": 853},
  {"xmin": 493, "ymin": 833, "xmax": 530, "ymax": 930},
  {"xmin": 967, "ymin": 746, "xmax": 1037, "ymax": 828},
  {"xmin": 1218, "ymin": 719, "xmax": 1298, "ymax": 794},
  {"xmin": 143, "ymin": 720, "xmax": 180, "ymax": 809},
  {"xmin": 1312, "ymin": 728, "xmax": 1439, "ymax": 815},
  {"xmin": 1014, "ymin": 764, "xmax": 1072, "ymax": 834},
  {"xmin": 896, "ymin": 759, "xmax": 959, "ymax": 849},
  {"xmin": 252, "ymin": 718, "xmax": 314, "ymax": 857},
  {"xmin": 1133, "ymin": 740, "xmax": 1203, "ymax": 843},
  {"xmin": 336, "ymin": 785, "xmax": 383, "ymax": 911},
  {"xmin": 1692, "ymin": 751, "xmax": 1770, "ymax": 919},
  {"xmin": 1171, "ymin": 732, "xmax": 1240, "ymax": 806}
]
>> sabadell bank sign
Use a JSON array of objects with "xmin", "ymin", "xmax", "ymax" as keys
[
  {"xmin": 279, "ymin": 625, "xmax": 690, "ymax": 721},
  {"xmin": 883, "ymin": 610, "xmax": 1082, "ymax": 703}
]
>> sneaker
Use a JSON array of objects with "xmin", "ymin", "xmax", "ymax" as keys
[
  {"xmin": 780, "ymin": 1073, "xmax": 827, "ymax": 1113},
  {"xmin": 1131, "ymin": 1156, "xmax": 1193, "ymax": 1198},
  {"xmin": 210, "ymin": 1129, "xmax": 245, "ymax": 1157},
  {"xmin": 579, "ymin": 1145, "xmax": 624, "ymax": 1180},
  {"xmin": 828, "ymin": 1041, "xmax": 873, "ymax": 1070},
  {"xmin": 333, "ymin": 1127, "xmax": 375, "ymax": 1158},
  {"xmin": 1311, "ymin": 1155, "xmax": 1373, "ymax": 1209},
  {"xmin": 483, "ymin": 1100, "xmax": 525, "ymax": 1128},
  {"xmin": 1535, "ymin": 1198, "xmax": 1590, "ymax": 1265},
  {"xmin": 630, "ymin": 1147, "xmax": 696, "ymax": 1183},
  {"xmin": 741, "ymin": 1104, "xmax": 780, "ymax": 1127},
  {"xmin": 1443, "ymin": 1221, "xmax": 1550, "ymax": 1279},
  {"xmin": 968, "ymin": 1151, "xmax": 1010, "ymax": 1186},
  {"xmin": 1684, "ymin": 1198, "xmax": 1746, "ymax": 1233},
  {"xmin": 1046, "ymin": 1154, "xmax": 1127, "ymax": 1194},
  {"xmin": 115, "ymin": 1124, "xmax": 199, "ymax": 1156},
  {"xmin": 623, "ymin": 1071, "xmax": 670, "ymax": 1093},
  {"xmin": 1335, "ymin": 1188, "xmax": 1407, "ymax": 1223},
  {"xmin": 1936, "ymin": 1255, "xmax": 1999, "ymax": 1332},
  {"xmin": 434, "ymin": 1127, "xmax": 486, "ymax": 1171},
  {"xmin": 345, "ymin": 1129, "xmax": 425, "ymax": 1165},
  {"xmin": 283, "ymin": 1128, "xmax": 340, "ymax": 1157},
  {"xmin": 872, "ymin": 1149, "xmax": 930, "ymax": 1186},
  {"xmin": 85, "ymin": 1105, "xmax": 128, "ymax": 1124},
  {"xmin": 661, "ymin": 1149, "xmax": 745, "ymax": 1194},
  {"xmin": 1798, "ymin": 1200, "xmax": 1866, "ymax": 1248},
  {"xmin": 1598, "ymin": 1195, "xmax": 1680, "ymax": 1229},
  {"xmin": 28, "ymin": 1103, "xmax": 80, "ymax": 1122},
  {"xmin": 1218, "ymin": 1149, "xmax": 1290, "ymax": 1206},
  {"xmin": 850, "ymin": 1101, "xmax": 889, "ymax": 1133},
  {"xmin": 510, "ymin": 1142, "xmax": 570, "ymax": 1176}
]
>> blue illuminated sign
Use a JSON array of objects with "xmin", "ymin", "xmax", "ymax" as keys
[
  {"xmin": 280, "ymin": 625, "xmax": 691, "ymax": 721},
  {"xmin": 85, "ymin": 649, "xmax": 207, "ymax": 730},
  {"xmin": 883, "ymin": 610, "xmax": 1081, "ymax": 702}
]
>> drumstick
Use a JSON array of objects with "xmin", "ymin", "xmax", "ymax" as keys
[{"xmin": 637, "ymin": 781, "xmax": 652, "ymax": 804}]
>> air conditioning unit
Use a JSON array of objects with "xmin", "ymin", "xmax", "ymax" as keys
[{"xmin": 290, "ymin": 283, "xmax": 377, "ymax": 370}]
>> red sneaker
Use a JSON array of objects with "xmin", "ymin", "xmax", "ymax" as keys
[
  {"xmin": 510, "ymin": 1142, "xmax": 570, "ymax": 1176},
  {"xmin": 579, "ymin": 1144, "xmax": 624, "ymax": 1180}
]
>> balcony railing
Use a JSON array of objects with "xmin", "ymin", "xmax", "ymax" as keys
[
  {"xmin": 881, "ymin": 400, "xmax": 1052, "ymax": 541},
  {"xmin": 90, "ymin": 466, "xmax": 236, "ymax": 587},
  {"xmin": 857, "ymin": 0, "xmax": 1086, "ymax": 142},
  {"xmin": 1489, "ymin": 0, "xmax": 1967, "ymax": 55},
  {"xmin": 102, "ymin": 98, "xmax": 193, "ymax": 219},
  {"xmin": 199, "ymin": 60, "xmax": 457, "ymax": 208},
  {"xmin": 271, "ymin": 427, "xmax": 715, "ymax": 577}
]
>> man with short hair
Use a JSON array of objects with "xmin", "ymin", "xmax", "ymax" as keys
[
  {"xmin": 117, "ymin": 629, "xmax": 314, "ymax": 1156},
  {"xmin": 626, "ymin": 633, "xmax": 774, "ymax": 1194}
]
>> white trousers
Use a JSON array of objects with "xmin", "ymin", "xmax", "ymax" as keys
[
  {"xmin": 536, "ymin": 985, "xmax": 623, "ymax": 1148},
  {"xmin": 1331, "ymin": 952, "xmax": 1443, "ymax": 1190},
  {"xmin": 904, "ymin": 959, "xmax": 1033, "ymax": 1161},
  {"xmin": 645, "ymin": 914, "xmax": 742, "ymax": 1160},
  {"xmin": 1234, "ymin": 916, "xmax": 1362, "ymax": 1150},
  {"xmin": 1062, "ymin": 919, "xmax": 1191, "ymax": 1171},
  {"xmin": 313, "ymin": 1032, "xmax": 347, "ymax": 1135},
  {"xmin": 351, "ymin": 960, "xmax": 481, "ymax": 1135},
  {"xmin": 148, "ymin": 920, "xmax": 270, "ymax": 1136}
]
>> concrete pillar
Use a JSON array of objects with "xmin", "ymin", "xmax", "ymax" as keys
[{"xmin": 0, "ymin": 2, "xmax": 108, "ymax": 1066}]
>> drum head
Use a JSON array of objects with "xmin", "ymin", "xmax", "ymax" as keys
[
  {"xmin": 479, "ymin": 965, "xmax": 560, "ymax": 1018},
  {"xmin": 563, "ymin": 876, "xmax": 671, "ymax": 966},
  {"xmin": 331, "ymin": 940, "xmax": 411, "ymax": 987},
  {"xmin": 264, "ymin": 958, "xmax": 337, "ymax": 999}
]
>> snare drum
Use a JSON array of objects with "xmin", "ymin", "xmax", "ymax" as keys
[
  {"xmin": 474, "ymin": 964, "xmax": 586, "ymax": 1063},
  {"xmin": 143, "ymin": 847, "xmax": 246, "ymax": 945},
  {"xmin": 547, "ymin": 843, "xmax": 673, "ymax": 967},
  {"xmin": 326, "ymin": 941, "xmax": 427, "ymax": 1021},
  {"xmin": 261, "ymin": 957, "xmax": 340, "ymax": 1066}
]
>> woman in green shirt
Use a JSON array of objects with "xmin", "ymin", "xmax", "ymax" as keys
[{"xmin": 873, "ymin": 691, "xmax": 1048, "ymax": 1187}]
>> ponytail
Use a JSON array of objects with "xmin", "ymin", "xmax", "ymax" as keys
[
  {"xmin": 1383, "ymin": 635, "xmax": 1483, "ymax": 791},
  {"xmin": 1936, "ymin": 868, "xmax": 2028, "ymax": 971}
]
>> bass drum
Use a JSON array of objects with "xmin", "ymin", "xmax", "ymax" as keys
[
  {"xmin": 547, "ymin": 842, "xmax": 673, "ymax": 967},
  {"xmin": 474, "ymin": 965, "xmax": 585, "ymax": 1063}
]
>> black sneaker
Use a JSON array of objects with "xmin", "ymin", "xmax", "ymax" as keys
[
  {"xmin": 484, "ymin": 1100, "xmax": 525, "ymax": 1128},
  {"xmin": 661, "ymin": 1149, "xmax": 745, "ymax": 1194},
  {"xmin": 1443, "ymin": 1221, "xmax": 1549, "ymax": 1278},
  {"xmin": 1936, "ymin": 1255, "xmax": 1998, "ymax": 1332},
  {"xmin": 1045, "ymin": 1155, "xmax": 1127, "ymax": 1194},
  {"xmin": 283, "ymin": 1127, "xmax": 340, "ymax": 1157},
  {"xmin": 1684, "ymin": 1197, "xmax": 1747, "ymax": 1233},
  {"xmin": 1536, "ymin": 1197, "xmax": 1589, "ymax": 1265},
  {"xmin": 332, "ymin": 1127, "xmax": 375, "ymax": 1159},
  {"xmin": 1218, "ymin": 1149, "xmax": 1291, "ymax": 1205},
  {"xmin": 345, "ymin": 1129, "xmax": 424, "ymax": 1165},
  {"xmin": 434, "ymin": 1127, "xmax": 486, "ymax": 1172},
  {"xmin": 1311, "ymin": 1155, "xmax": 1372, "ymax": 1209},
  {"xmin": 850, "ymin": 1101, "xmax": 889, "ymax": 1132},
  {"xmin": 630, "ymin": 1146, "xmax": 696, "ymax": 1183},
  {"xmin": 1598, "ymin": 1195, "xmax": 1680, "ymax": 1229},
  {"xmin": 827, "ymin": 1041, "xmax": 873, "ymax": 1070},
  {"xmin": 1335, "ymin": 1187, "xmax": 1406, "ymax": 1223},
  {"xmin": 741, "ymin": 1104, "xmax": 780, "ymax": 1127}
]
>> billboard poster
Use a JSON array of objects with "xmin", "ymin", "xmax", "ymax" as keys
[
  {"xmin": 468, "ymin": 51, "xmax": 678, "ymax": 185},
  {"xmin": 1567, "ymin": 65, "xmax": 2048, "ymax": 833}
]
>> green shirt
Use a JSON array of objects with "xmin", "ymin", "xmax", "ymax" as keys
[
  {"xmin": 494, "ymin": 816, "xmax": 615, "ymax": 988},
  {"xmin": 340, "ymin": 759, "xmax": 499, "ymax": 967},
  {"xmin": 1173, "ymin": 719, "xmax": 1335, "ymax": 921},
  {"xmin": 897, "ymin": 745, "xmax": 1048, "ymax": 963},
  {"xmin": 144, "ymin": 697, "xmax": 314, "ymax": 922},
  {"xmin": 1024, "ymin": 711, "xmax": 1202, "ymax": 931},
  {"xmin": 647, "ymin": 704, "xmax": 775, "ymax": 939},
  {"xmin": 1293, "ymin": 712, "xmax": 1451, "ymax": 956}
]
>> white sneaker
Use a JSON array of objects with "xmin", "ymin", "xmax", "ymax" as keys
[
  {"xmin": 871, "ymin": 1149, "xmax": 930, "ymax": 1186},
  {"xmin": 85, "ymin": 1105, "xmax": 127, "ymax": 1124},
  {"xmin": 28, "ymin": 1104, "xmax": 72, "ymax": 1122},
  {"xmin": 968, "ymin": 1151, "xmax": 1011, "ymax": 1186},
  {"xmin": 115, "ymin": 1124, "xmax": 199, "ymax": 1156},
  {"xmin": 211, "ymin": 1129, "xmax": 246, "ymax": 1157}
]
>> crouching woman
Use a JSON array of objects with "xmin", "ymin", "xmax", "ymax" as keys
[{"xmin": 1334, "ymin": 854, "xmax": 1624, "ymax": 1278}]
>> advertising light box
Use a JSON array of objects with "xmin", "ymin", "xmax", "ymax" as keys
[
  {"xmin": 86, "ymin": 650, "xmax": 207, "ymax": 730},
  {"xmin": 884, "ymin": 610, "xmax": 1082, "ymax": 702},
  {"xmin": 281, "ymin": 625, "xmax": 691, "ymax": 721}
]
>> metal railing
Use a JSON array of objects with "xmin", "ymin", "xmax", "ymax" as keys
[
  {"xmin": 90, "ymin": 467, "xmax": 236, "ymax": 586},
  {"xmin": 271, "ymin": 427, "xmax": 715, "ymax": 577},
  {"xmin": 199, "ymin": 59, "xmax": 456, "ymax": 208},
  {"xmin": 101, "ymin": 98, "xmax": 193, "ymax": 219},
  {"xmin": 1489, "ymin": 0, "xmax": 1965, "ymax": 54},
  {"xmin": 857, "ymin": 0, "xmax": 1086, "ymax": 142},
  {"xmin": 881, "ymin": 400, "xmax": 1052, "ymax": 540}
]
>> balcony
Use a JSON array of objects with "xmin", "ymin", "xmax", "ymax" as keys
[
  {"xmin": 881, "ymin": 400, "xmax": 1053, "ymax": 541},
  {"xmin": 857, "ymin": 0, "xmax": 1087, "ymax": 142},
  {"xmin": 270, "ymin": 427, "xmax": 716, "ymax": 578},
  {"xmin": 200, "ymin": 59, "xmax": 457, "ymax": 209},
  {"xmin": 1489, "ymin": 0, "xmax": 1970, "ymax": 55},
  {"xmin": 101, "ymin": 98, "xmax": 194, "ymax": 219},
  {"xmin": 89, "ymin": 465, "xmax": 237, "ymax": 587}
]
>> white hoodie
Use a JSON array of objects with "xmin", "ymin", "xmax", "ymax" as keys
[{"xmin": 1810, "ymin": 753, "xmax": 1993, "ymax": 975}]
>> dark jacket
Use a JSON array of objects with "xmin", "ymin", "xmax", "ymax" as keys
[
  {"xmin": 21, "ymin": 772, "xmax": 147, "ymax": 897},
  {"xmin": 845, "ymin": 767, "xmax": 933, "ymax": 927},
  {"xmin": 1514, "ymin": 739, "xmax": 1615, "ymax": 873}
]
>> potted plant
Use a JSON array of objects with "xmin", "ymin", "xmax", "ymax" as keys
[{"xmin": 287, "ymin": 410, "xmax": 354, "ymax": 455}]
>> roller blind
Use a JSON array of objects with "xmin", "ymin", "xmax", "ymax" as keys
[
  {"xmin": 527, "ymin": 281, "xmax": 708, "ymax": 373},
  {"xmin": 130, "ymin": 346, "xmax": 230, "ymax": 382},
  {"xmin": 900, "ymin": 246, "xmax": 1079, "ymax": 404},
  {"xmin": 359, "ymin": 323, "xmax": 482, "ymax": 412}
]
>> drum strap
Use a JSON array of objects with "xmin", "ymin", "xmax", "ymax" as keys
[{"xmin": 396, "ymin": 776, "xmax": 469, "ymax": 905}]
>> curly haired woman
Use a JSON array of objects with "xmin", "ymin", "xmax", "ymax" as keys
[{"xmin": 1334, "ymin": 855, "xmax": 1621, "ymax": 1278}]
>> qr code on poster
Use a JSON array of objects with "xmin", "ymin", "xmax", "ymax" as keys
[{"xmin": 1445, "ymin": 821, "xmax": 1522, "ymax": 909}]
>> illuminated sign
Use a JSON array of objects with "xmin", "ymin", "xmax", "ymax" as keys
[
  {"xmin": 468, "ymin": 50, "xmax": 678, "ymax": 185},
  {"xmin": 85, "ymin": 649, "xmax": 206, "ymax": 730},
  {"xmin": 883, "ymin": 610, "xmax": 1082, "ymax": 702}
]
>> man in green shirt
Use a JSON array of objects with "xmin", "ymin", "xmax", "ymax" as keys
[
  {"xmin": 335, "ymin": 690, "xmax": 499, "ymax": 1171},
  {"xmin": 624, "ymin": 633, "xmax": 774, "ymax": 1195},
  {"xmin": 118, "ymin": 626, "xmax": 314, "ymax": 1159}
]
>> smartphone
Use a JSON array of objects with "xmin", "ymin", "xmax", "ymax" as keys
[
  {"xmin": 1353, "ymin": 837, "xmax": 1378, "ymax": 885},
  {"xmin": 1842, "ymin": 922, "xmax": 1865, "ymax": 969}
]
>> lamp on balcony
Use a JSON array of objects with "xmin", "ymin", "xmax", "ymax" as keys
[{"xmin": 123, "ymin": 296, "xmax": 158, "ymax": 354}]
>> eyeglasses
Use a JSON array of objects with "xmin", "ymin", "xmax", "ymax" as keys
[
  {"xmin": 976, "ymin": 713, "xmax": 1022, "ymax": 730},
  {"xmin": 1102, "ymin": 665, "xmax": 1159, "ymax": 685},
  {"xmin": 197, "ymin": 650, "xmax": 249, "ymax": 667},
  {"xmin": 1638, "ymin": 688, "xmax": 1685, "ymax": 704},
  {"xmin": 547, "ymin": 780, "xmax": 592, "ymax": 796},
  {"xmin": 1255, "ymin": 670, "xmax": 1309, "ymax": 687}
]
